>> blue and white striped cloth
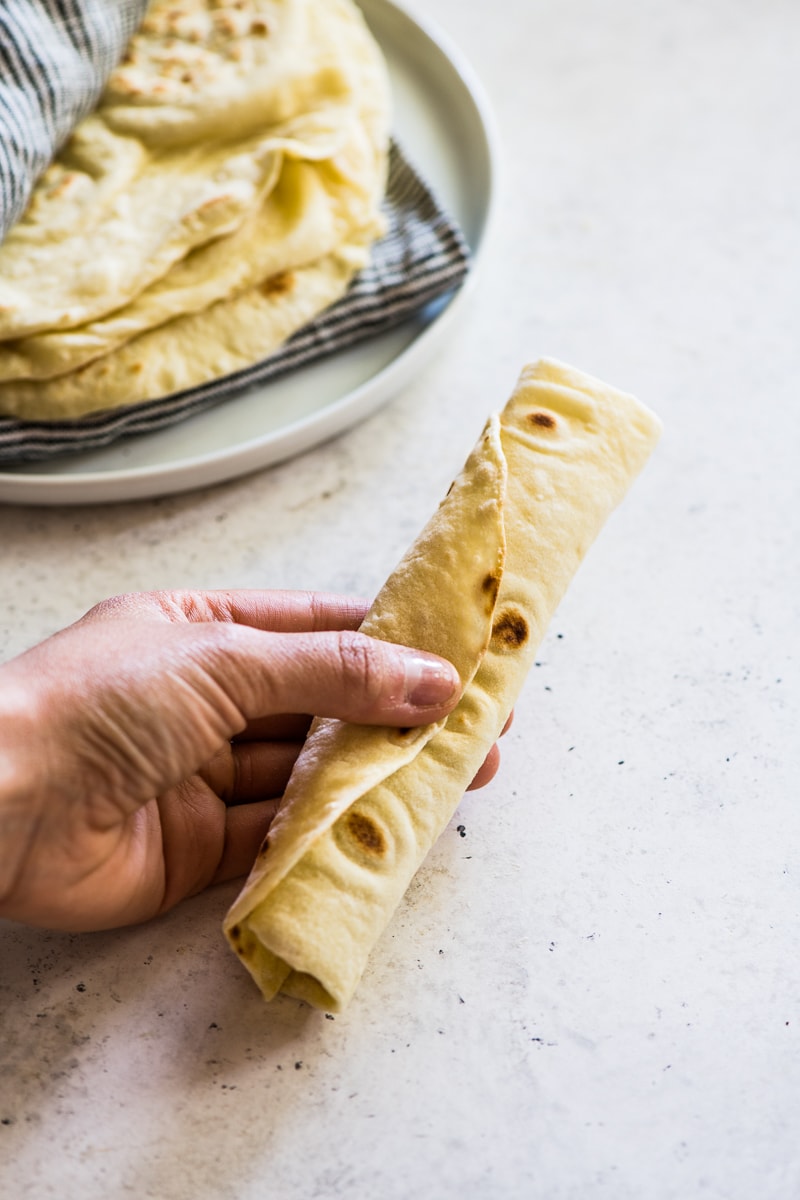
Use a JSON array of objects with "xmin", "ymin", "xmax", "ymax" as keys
[
  {"xmin": 0, "ymin": 0, "xmax": 147, "ymax": 242},
  {"xmin": 0, "ymin": 2, "xmax": 471, "ymax": 463}
]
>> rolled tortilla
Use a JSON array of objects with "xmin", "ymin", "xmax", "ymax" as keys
[{"xmin": 224, "ymin": 358, "xmax": 662, "ymax": 1010}]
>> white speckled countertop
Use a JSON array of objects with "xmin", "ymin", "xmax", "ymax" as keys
[{"xmin": 2, "ymin": 0, "xmax": 799, "ymax": 1196}]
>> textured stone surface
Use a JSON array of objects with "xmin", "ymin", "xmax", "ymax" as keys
[{"xmin": 1, "ymin": 0, "xmax": 799, "ymax": 1196}]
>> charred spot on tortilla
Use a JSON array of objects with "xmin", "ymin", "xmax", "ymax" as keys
[
  {"xmin": 528, "ymin": 410, "xmax": 557, "ymax": 429},
  {"xmin": 260, "ymin": 271, "xmax": 295, "ymax": 298},
  {"xmin": 482, "ymin": 570, "xmax": 501, "ymax": 609},
  {"xmin": 491, "ymin": 607, "xmax": 529, "ymax": 650},
  {"xmin": 346, "ymin": 811, "xmax": 386, "ymax": 857},
  {"xmin": 387, "ymin": 725, "xmax": 419, "ymax": 747}
]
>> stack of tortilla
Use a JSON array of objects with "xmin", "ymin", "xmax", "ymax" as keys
[{"xmin": 0, "ymin": 0, "xmax": 391, "ymax": 420}]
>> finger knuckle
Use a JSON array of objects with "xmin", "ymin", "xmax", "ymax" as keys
[
  {"xmin": 306, "ymin": 590, "xmax": 329, "ymax": 631},
  {"xmin": 83, "ymin": 591, "xmax": 139, "ymax": 621},
  {"xmin": 337, "ymin": 631, "xmax": 387, "ymax": 700}
]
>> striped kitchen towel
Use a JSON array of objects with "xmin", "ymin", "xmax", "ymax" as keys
[{"xmin": 0, "ymin": 0, "xmax": 148, "ymax": 242}]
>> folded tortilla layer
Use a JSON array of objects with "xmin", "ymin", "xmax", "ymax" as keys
[{"xmin": 224, "ymin": 358, "xmax": 662, "ymax": 1011}]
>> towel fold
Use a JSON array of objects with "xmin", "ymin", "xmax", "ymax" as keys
[{"xmin": 0, "ymin": 0, "xmax": 148, "ymax": 242}]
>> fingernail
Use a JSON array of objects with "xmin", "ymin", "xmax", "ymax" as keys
[{"xmin": 403, "ymin": 655, "xmax": 459, "ymax": 707}]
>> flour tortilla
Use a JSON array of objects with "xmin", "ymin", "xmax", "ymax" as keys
[
  {"xmin": 0, "ymin": 104, "xmax": 387, "ymax": 382},
  {"xmin": 102, "ymin": 0, "xmax": 330, "ymax": 145},
  {"xmin": 0, "ymin": 229, "xmax": 380, "ymax": 419},
  {"xmin": 0, "ymin": 0, "xmax": 389, "ymax": 340},
  {"xmin": 0, "ymin": 118, "xmax": 288, "ymax": 340},
  {"xmin": 223, "ymin": 358, "xmax": 663, "ymax": 1011}
]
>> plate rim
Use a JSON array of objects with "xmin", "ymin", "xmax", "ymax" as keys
[{"xmin": 0, "ymin": 0, "xmax": 499, "ymax": 506}]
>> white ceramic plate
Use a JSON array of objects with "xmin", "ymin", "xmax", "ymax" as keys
[{"xmin": 0, "ymin": 0, "xmax": 497, "ymax": 506}]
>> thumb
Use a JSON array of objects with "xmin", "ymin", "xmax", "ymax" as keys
[{"xmin": 205, "ymin": 625, "xmax": 462, "ymax": 727}]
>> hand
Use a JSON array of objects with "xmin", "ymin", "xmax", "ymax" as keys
[{"xmin": 0, "ymin": 590, "xmax": 505, "ymax": 933}]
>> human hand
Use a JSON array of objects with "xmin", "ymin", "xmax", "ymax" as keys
[{"xmin": 0, "ymin": 590, "xmax": 505, "ymax": 933}]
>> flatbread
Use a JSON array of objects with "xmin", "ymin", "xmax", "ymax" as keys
[
  {"xmin": 0, "ymin": 231, "xmax": 379, "ymax": 418},
  {"xmin": 223, "ymin": 358, "xmax": 663, "ymax": 1011},
  {"xmin": 0, "ymin": 0, "xmax": 390, "ymax": 342},
  {"xmin": 0, "ymin": 104, "xmax": 386, "ymax": 383},
  {"xmin": 0, "ymin": 0, "xmax": 390, "ymax": 418}
]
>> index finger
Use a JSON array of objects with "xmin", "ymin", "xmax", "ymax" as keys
[{"xmin": 168, "ymin": 589, "xmax": 371, "ymax": 634}]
